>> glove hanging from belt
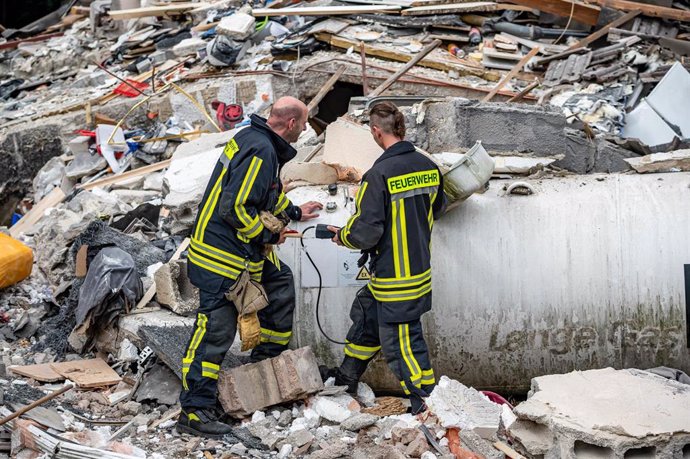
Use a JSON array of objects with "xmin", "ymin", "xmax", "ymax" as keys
[{"xmin": 226, "ymin": 269, "xmax": 269, "ymax": 351}]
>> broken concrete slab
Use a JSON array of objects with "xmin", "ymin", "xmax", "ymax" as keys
[
  {"xmin": 624, "ymin": 149, "xmax": 690, "ymax": 173},
  {"xmin": 154, "ymin": 259, "xmax": 199, "ymax": 316},
  {"xmin": 9, "ymin": 363, "xmax": 63, "ymax": 383},
  {"xmin": 67, "ymin": 135, "xmax": 91, "ymax": 155},
  {"xmin": 162, "ymin": 130, "xmax": 237, "ymax": 233},
  {"xmin": 280, "ymin": 162, "xmax": 338, "ymax": 186},
  {"xmin": 510, "ymin": 368, "xmax": 690, "ymax": 458},
  {"xmin": 135, "ymin": 363, "xmax": 182, "ymax": 406},
  {"xmin": 426, "ymin": 376, "xmax": 501, "ymax": 439},
  {"xmin": 65, "ymin": 152, "xmax": 107, "ymax": 179},
  {"xmin": 323, "ymin": 118, "xmax": 382, "ymax": 182},
  {"xmin": 172, "ymin": 37, "xmax": 206, "ymax": 57},
  {"xmin": 218, "ymin": 347, "xmax": 324, "ymax": 417},
  {"xmin": 493, "ymin": 156, "xmax": 560, "ymax": 174}
]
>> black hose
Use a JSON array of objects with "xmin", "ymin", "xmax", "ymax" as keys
[{"xmin": 300, "ymin": 226, "xmax": 347, "ymax": 345}]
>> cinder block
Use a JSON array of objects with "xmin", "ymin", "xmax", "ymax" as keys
[{"xmin": 154, "ymin": 259, "xmax": 199, "ymax": 316}]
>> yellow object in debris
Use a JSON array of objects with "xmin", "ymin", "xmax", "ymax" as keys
[{"xmin": 0, "ymin": 233, "xmax": 33, "ymax": 289}]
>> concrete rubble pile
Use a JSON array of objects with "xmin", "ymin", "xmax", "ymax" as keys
[{"xmin": 1, "ymin": 0, "xmax": 690, "ymax": 457}]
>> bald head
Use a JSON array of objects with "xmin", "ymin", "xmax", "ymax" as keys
[{"xmin": 267, "ymin": 96, "xmax": 308, "ymax": 143}]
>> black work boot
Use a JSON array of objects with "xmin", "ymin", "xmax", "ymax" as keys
[
  {"xmin": 176, "ymin": 408, "xmax": 234, "ymax": 439},
  {"xmin": 334, "ymin": 356, "xmax": 369, "ymax": 394}
]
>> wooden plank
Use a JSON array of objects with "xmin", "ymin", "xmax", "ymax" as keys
[
  {"xmin": 402, "ymin": 2, "xmax": 498, "ymax": 14},
  {"xmin": 591, "ymin": 0, "xmax": 690, "ymax": 22},
  {"xmin": 308, "ymin": 66, "xmax": 348, "ymax": 116},
  {"xmin": 9, "ymin": 187, "xmax": 66, "ymax": 238},
  {"xmin": 135, "ymin": 238, "xmax": 190, "ymax": 309},
  {"xmin": 369, "ymin": 39, "xmax": 442, "ymax": 96},
  {"xmin": 109, "ymin": 3, "xmax": 209, "ymax": 20},
  {"xmin": 508, "ymin": 79, "xmax": 540, "ymax": 102},
  {"xmin": 0, "ymin": 32, "xmax": 64, "ymax": 51},
  {"xmin": 51, "ymin": 359, "xmax": 121, "ymax": 388},
  {"xmin": 502, "ymin": 0, "xmax": 600, "ymax": 25},
  {"xmin": 78, "ymin": 159, "xmax": 172, "ymax": 191},
  {"xmin": 568, "ymin": 10, "xmax": 640, "ymax": 50},
  {"xmin": 316, "ymin": 33, "xmax": 501, "ymax": 81},
  {"xmin": 482, "ymin": 46, "xmax": 540, "ymax": 102},
  {"xmin": 9, "ymin": 364, "xmax": 64, "ymax": 383},
  {"xmin": 252, "ymin": 5, "xmax": 402, "ymax": 16},
  {"xmin": 493, "ymin": 441, "xmax": 527, "ymax": 459}
]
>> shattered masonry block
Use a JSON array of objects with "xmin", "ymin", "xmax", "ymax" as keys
[
  {"xmin": 216, "ymin": 13, "xmax": 256, "ymax": 40},
  {"xmin": 219, "ymin": 358, "xmax": 282, "ymax": 417},
  {"xmin": 154, "ymin": 259, "xmax": 199, "ymax": 316},
  {"xmin": 218, "ymin": 347, "xmax": 323, "ymax": 418},
  {"xmin": 272, "ymin": 347, "xmax": 324, "ymax": 401},
  {"xmin": 509, "ymin": 368, "xmax": 690, "ymax": 458},
  {"xmin": 67, "ymin": 136, "xmax": 91, "ymax": 155},
  {"xmin": 280, "ymin": 162, "xmax": 339, "ymax": 186}
]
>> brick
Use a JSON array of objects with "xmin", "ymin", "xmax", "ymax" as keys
[
  {"xmin": 219, "ymin": 358, "xmax": 281, "ymax": 417},
  {"xmin": 218, "ymin": 347, "xmax": 324, "ymax": 418},
  {"xmin": 272, "ymin": 347, "xmax": 324, "ymax": 400}
]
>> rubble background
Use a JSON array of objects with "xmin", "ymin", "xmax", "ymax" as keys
[{"xmin": 1, "ymin": 0, "xmax": 690, "ymax": 457}]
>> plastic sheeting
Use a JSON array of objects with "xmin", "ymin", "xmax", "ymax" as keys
[{"xmin": 75, "ymin": 247, "xmax": 142, "ymax": 350}]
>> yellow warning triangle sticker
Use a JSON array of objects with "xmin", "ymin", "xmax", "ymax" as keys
[{"xmin": 356, "ymin": 266, "xmax": 371, "ymax": 281}]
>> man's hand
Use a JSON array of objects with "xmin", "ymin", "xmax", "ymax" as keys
[
  {"xmin": 276, "ymin": 227, "xmax": 288, "ymax": 245},
  {"xmin": 300, "ymin": 201, "xmax": 323, "ymax": 221},
  {"xmin": 327, "ymin": 225, "xmax": 343, "ymax": 246}
]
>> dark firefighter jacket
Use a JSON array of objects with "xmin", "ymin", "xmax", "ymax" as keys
[
  {"xmin": 338, "ymin": 140, "xmax": 447, "ymax": 323},
  {"xmin": 187, "ymin": 114, "xmax": 302, "ymax": 293}
]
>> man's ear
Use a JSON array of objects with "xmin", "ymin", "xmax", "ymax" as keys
[{"xmin": 288, "ymin": 118, "xmax": 295, "ymax": 130}]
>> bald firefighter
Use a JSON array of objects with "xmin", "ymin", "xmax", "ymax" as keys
[
  {"xmin": 325, "ymin": 102, "xmax": 446, "ymax": 413},
  {"xmin": 177, "ymin": 97, "xmax": 322, "ymax": 438}
]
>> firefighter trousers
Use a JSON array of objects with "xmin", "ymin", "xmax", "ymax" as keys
[
  {"xmin": 179, "ymin": 258, "xmax": 296, "ymax": 409},
  {"xmin": 339, "ymin": 287, "xmax": 436, "ymax": 412}
]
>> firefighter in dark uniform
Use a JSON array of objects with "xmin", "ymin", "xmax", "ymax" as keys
[
  {"xmin": 177, "ymin": 97, "xmax": 322, "ymax": 438},
  {"xmin": 326, "ymin": 102, "xmax": 446, "ymax": 414}
]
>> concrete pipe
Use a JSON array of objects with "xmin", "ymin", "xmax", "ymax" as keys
[{"xmin": 280, "ymin": 173, "xmax": 690, "ymax": 393}]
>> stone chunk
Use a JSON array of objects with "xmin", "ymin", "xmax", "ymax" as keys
[
  {"xmin": 341, "ymin": 413, "xmax": 379, "ymax": 431},
  {"xmin": 280, "ymin": 162, "xmax": 339, "ymax": 185},
  {"xmin": 323, "ymin": 118, "xmax": 383, "ymax": 182},
  {"xmin": 216, "ymin": 13, "xmax": 255, "ymax": 40},
  {"xmin": 173, "ymin": 37, "xmax": 207, "ymax": 57},
  {"xmin": 624, "ymin": 149, "xmax": 690, "ymax": 173},
  {"xmin": 272, "ymin": 347, "xmax": 324, "ymax": 401},
  {"xmin": 154, "ymin": 259, "xmax": 199, "ymax": 316}
]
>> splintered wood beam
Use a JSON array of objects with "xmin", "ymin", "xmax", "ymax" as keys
[
  {"xmin": 502, "ymin": 0, "xmax": 600, "ymax": 25},
  {"xmin": 482, "ymin": 46, "xmax": 540, "ymax": 102},
  {"xmin": 568, "ymin": 9, "xmax": 640, "ymax": 50},
  {"xmin": 251, "ymin": 5, "xmax": 402, "ymax": 16},
  {"xmin": 590, "ymin": 0, "xmax": 690, "ymax": 22},
  {"xmin": 369, "ymin": 39, "xmax": 442, "ymax": 96},
  {"xmin": 307, "ymin": 65, "xmax": 348, "ymax": 116}
]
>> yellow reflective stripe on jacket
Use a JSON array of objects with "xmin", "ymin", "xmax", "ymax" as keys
[
  {"xmin": 341, "ymin": 182, "xmax": 368, "ymax": 249},
  {"xmin": 344, "ymin": 341, "xmax": 381, "ymax": 360},
  {"xmin": 428, "ymin": 191, "xmax": 437, "ymax": 231},
  {"xmin": 188, "ymin": 249, "xmax": 242, "ymax": 280},
  {"xmin": 387, "ymin": 169, "xmax": 440, "ymax": 194},
  {"xmin": 181, "ymin": 313, "xmax": 208, "ymax": 390},
  {"xmin": 260, "ymin": 328, "xmax": 291, "ymax": 345},
  {"xmin": 274, "ymin": 192, "xmax": 290, "ymax": 215},
  {"xmin": 267, "ymin": 250, "xmax": 281, "ymax": 270},
  {"xmin": 194, "ymin": 168, "xmax": 227, "ymax": 241},
  {"xmin": 370, "ymin": 268, "xmax": 431, "ymax": 288},
  {"xmin": 367, "ymin": 282, "xmax": 432, "ymax": 302},
  {"xmin": 391, "ymin": 199, "xmax": 410, "ymax": 277},
  {"xmin": 235, "ymin": 156, "xmax": 265, "ymax": 236}
]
